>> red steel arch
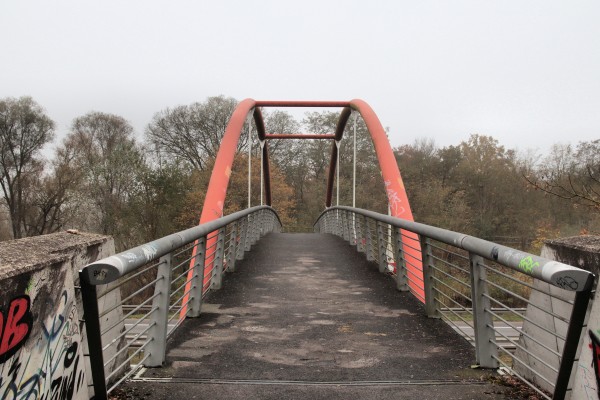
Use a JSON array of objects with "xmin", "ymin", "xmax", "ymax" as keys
[{"xmin": 181, "ymin": 99, "xmax": 424, "ymax": 318}]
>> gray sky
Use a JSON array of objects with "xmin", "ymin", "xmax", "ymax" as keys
[{"xmin": 1, "ymin": 0, "xmax": 599, "ymax": 155}]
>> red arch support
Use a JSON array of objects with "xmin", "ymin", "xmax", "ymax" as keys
[{"xmin": 180, "ymin": 99, "xmax": 424, "ymax": 318}]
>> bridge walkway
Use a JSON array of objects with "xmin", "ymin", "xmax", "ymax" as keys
[{"xmin": 117, "ymin": 233, "xmax": 508, "ymax": 399}]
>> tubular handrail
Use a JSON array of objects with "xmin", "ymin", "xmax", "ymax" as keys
[
  {"xmin": 81, "ymin": 205, "xmax": 281, "ymax": 285},
  {"xmin": 315, "ymin": 205, "xmax": 595, "ymax": 400},
  {"xmin": 79, "ymin": 205, "xmax": 281, "ymax": 400},
  {"xmin": 315, "ymin": 206, "xmax": 594, "ymax": 292}
]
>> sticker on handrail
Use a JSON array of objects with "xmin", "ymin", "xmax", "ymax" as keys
[{"xmin": 93, "ymin": 268, "xmax": 108, "ymax": 282}]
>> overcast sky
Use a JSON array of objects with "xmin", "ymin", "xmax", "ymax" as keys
[{"xmin": 1, "ymin": 0, "xmax": 599, "ymax": 156}]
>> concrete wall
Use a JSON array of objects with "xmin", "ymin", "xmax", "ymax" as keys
[
  {"xmin": 0, "ymin": 231, "xmax": 115, "ymax": 400},
  {"xmin": 514, "ymin": 236, "xmax": 599, "ymax": 399}
]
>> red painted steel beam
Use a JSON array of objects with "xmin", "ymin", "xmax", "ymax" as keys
[
  {"xmin": 326, "ymin": 107, "xmax": 353, "ymax": 206},
  {"xmin": 347, "ymin": 99, "xmax": 424, "ymax": 300},
  {"xmin": 180, "ymin": 98, "xmax": 424, "ymax": 315},
  {"xmin": 253, "ymin": 108, "xmax": 271, "ymax": 205},
  {"xmin": 265, "ymin": 134, "xmax": 336, "ymax": 140},
  {"xmin": 255, "ymin": 100, "xmax": 350, "ymax": 108}
]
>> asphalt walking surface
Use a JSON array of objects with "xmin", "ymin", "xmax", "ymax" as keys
[{"xmin": 117, "ymin": 233, "xmax": 510, "ymax": 399}]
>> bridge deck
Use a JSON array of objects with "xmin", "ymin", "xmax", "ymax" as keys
[{"xmin": 118, "ymin": 233, "xmax": 508, "ymax": 399}]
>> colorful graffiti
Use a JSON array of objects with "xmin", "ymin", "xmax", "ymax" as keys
[
  {"xmin": 0, "ymin": 295, "xmax": 33, "ymax": 364},
  {"xmin": 1, "ymin": 270, "xmax": 86, "ymax": 400},
  {"xmin": 517, "ymin": 256, "xmax": 539, "ymax": 274},
  {"xmin": 590, "ymin": 330, "xmax": 600, "ymax": 399}
]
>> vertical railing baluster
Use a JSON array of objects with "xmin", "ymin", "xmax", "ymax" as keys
[
  {"xmin": 553, "ymin": 289, "xmax": 593, "ymax": 400},
  {"xmin": 420, "ymin": 237, "xmax": 439, "ymax": 318},
  {"xmin": 146, "ymin": 253, "xmax": 173, "ymax": 367},
  {"xmin": 469, "ymin": 252, "xmax": 497, "ymax": 368},
  {"xmin": 211, "ymin": 228, "xmax": 226, "ymax": 290},
  {"xmin": 238, "ymin": 217, "xmax": 248, "ymax": 259},
  {"xmin": 244, "ymin": 214, "xmax": 252, "ymax": 251},
  {"xmin": 365, "ymin": 218, "xmax": 374, "ymax": 261},
  {"xmin": 357, "ymin": 215, "xmax": 365, "ymax": 253},
  {"xmin": 377, "ymin": 221, "xmax": 387, "ymax": 273},
  {"xmin": 394, "ymin": 227, "xmax": 409, "ymax": 291},
  {"xmin": 79, "ymin": 278, "xmax": 108, "ymax": 400},
  {"xmin": 189, "ymin": 237, "xmax": 206, "ymax": 317},
  {"xmin": 340, "ymin": 210, "xmax": 348, "ymax": 241},
  {"xmin": 227, "ymin": 222, "xmax": 238, "ymax": 273}
]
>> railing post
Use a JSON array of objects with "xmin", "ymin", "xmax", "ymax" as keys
[
  {"xmin": 227, "ymin": 222, "xmax": 238, "ymax": 273},
  {"xmin": 326, "ymin": 211, "xmax": 333, "ymax": 234},
  {"xmin": 365, "ymin": 218, "xmax": 374, "ymax": 262},
  {"xmin": 211, "ymin": 228, "xmax": 226, "ymax": 290},
  {"xmin": 342, "ymin": 210, "xmax": 350, "ymax": 242},
  {"xmin": 79, "ymin": 278, "xmax": 108, "ymax": 400},
  {"xmin": 244, "ymin": 215, "xmax": 252, "ymax": 251},
  {"xmin": 258, "ymin": 209, "xmax": 264, "ymax": 237},
  {"xmin": 357, "ymin": 215, "xmax": 366, "ymax": 253},
  {"xmin": 332, "ymin": 209, "xmax": 338, "ymax": 236},
  {"xmin": 350, "ymin": 212, "xmax": 357, "ymax": 246},
  {"xmin": 145, "ymin": 253, "xmax": 173, "ymax": 367},
  {"xmin": 377, "ymin": 221, "xmax": 387, "ymax": 273},
  {"xmin": 553, "ymin": 289, "xmax": 593, "ymax": 400},
  {"xmin": 238, "ymin": 217, "xmax": 248, "ymax": 259},
  {"xmin": 189, "ymin": 237, "xmax": 206, "ymax": 318},
  {"xmin": 420, "ymin": 236, "xmax": 439, "ymax": 318},
  {"xmin": 469, "ymin": 252, "xmax": 498, "ymax": 368},
  {"xmin": 251, "ymin": 212, "xmax": 260, "ymax": 246},
  {"xmin": 394, "ymin": 227, "xmax": 409, "ymax": 291}
]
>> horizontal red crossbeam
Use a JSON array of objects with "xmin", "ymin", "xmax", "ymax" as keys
[
  {"xmin": 255, "ymin": 100, "xmax": 350, "ymax": 108},
  {"xmin": 265, "ymin": 134, "xmax": 336, "ymax": 140}
]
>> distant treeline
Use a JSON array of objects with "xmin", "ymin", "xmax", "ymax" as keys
[{"xmin": 1, "ymin": 95, "xmax": 598, "ymax": 253}]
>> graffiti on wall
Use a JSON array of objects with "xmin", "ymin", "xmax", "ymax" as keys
[
  {"xmin": 590, "ymin": 330, "xmax": 600, "ymax": 399},
  {"xmin": 0, "ymin": 295, "xmax": 33, "ymax": 364},
  {"xmin": 0, "ymin": 267, "xmax": 86, "ymax": 400}
]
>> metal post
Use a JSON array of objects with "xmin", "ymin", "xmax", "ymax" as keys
[
  {"xmin": 352, "ymin": 112, "xmax": 357, "ymax": 209},
  {"xmin": 247, "ymin": 124, "xmax": 252, "ymax": 209},
  {"xmin": 259, "ymin": 209, "xmax": 265, "ymax": 237},
  {"xmin": 260, "ymin": 140, "xmax": 265, "ymax": 206},
  {"xmin": 553, "ymin": 289, "xmax": 593, "ymax": 400},
  {"xmin": 336, "ymin": 140, "xmax": 340, "ymax": 207},
  {"xmin": 146, "ymin": 253, "xmax": 173, "ymax": 366},
  {"xmin": 469, "ymin": 252, "xmax": 498, "ymax": 368},
  {"xmin": 245, "ymin": 214, "xmax": 253, "ymax": 251},
  {"xmin": 79, "ymin": 277, "xmax": 108, "ymax": 400},
  {"xmin": 394, "ymin": 227, "xmax": 409, "ymax": 291},
  {"xmin": 350, "ymin": 212, "xmax": 357, "ymax": 246},
  {"xmin": 238, "ymin": 217, "xmax": 248, "ymax": 259},
  {"xmin": 211, "ymin": 228, "xmax": 226, "ymax": 290},
  {"xmin": 357, "ymin": 214, "xmax": 366, "ymax": 253},
  {"xmin": 420, "ymin": 236, "xmax": 439, "ymax": 318},
  {"xmin": 227, "ymin": 222, "xmax": 238, "ymax": 273},
  {"xmin": 365, "ymin": 218, "xmax": 374, "ymax": 262},
  {"xmin": 189, "ymin": 238, "xmax": 206, "ymax": 317},
  {"xmin": 250, "ymin": 212, "xmax": 259, "ymax": 245},
  {"xmin": 342, "ymin": 210, "xmax": 350, "ymax": 242},
  {"xmin": 377, "ymin": 221, "xmax": 387, "ymax": 273}
]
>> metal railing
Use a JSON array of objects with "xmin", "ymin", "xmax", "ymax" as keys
[
  {"xmin": 79, "ymin": 206, "xmax": 281, "ymax": 399},
  {"xmin": 314, "ymin": 206, "xmax": 595, "ymax": 400}
]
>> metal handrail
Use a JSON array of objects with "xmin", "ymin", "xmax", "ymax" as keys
[
  {"xmin": 315, "ymin": 206, "xmax": 594, "ymax": 292},
  {"xmin": 314, "ymin": 206, "xmax": 595, "ymax": 400},
  {"xmin": 81, "ymin": 206, "xmax": 282, "ymax": 285},
  {"xmin": 79, "ymin": 206, "xmax": 282, "ymax": 400}
]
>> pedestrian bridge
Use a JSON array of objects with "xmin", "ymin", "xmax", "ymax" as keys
[{"xmin": 78, "ymin": 100, "xmax": 594, "ymax": 400}]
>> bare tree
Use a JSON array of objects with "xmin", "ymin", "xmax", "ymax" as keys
[
  {"xmin": 526, "ymin": 140, "xmax": 600, "ymax": 211},
  {"xmin": 0, "ymin": 96, "xmax": 55, "ymax": 239},
  {"xmin": 62, "ymin": 112, "xmax": 144, "ymax": 248},
  {"xmin": 145, "ymin": 96, "xmax": 247, "ymax": 170}
]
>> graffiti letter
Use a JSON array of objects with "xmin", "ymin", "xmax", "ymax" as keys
[
  {"xmin": 590, "ymin": 330, "xmax": 600, "ymax": 394},
  {"xmin": 0, "ymin": 295, "xmax": 33, "ymax": 364}
]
